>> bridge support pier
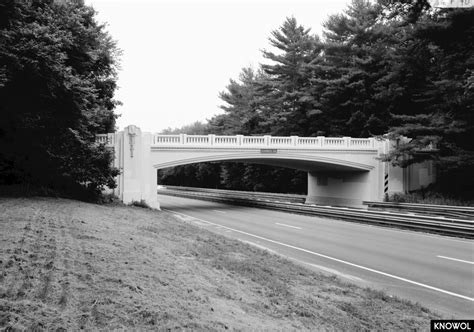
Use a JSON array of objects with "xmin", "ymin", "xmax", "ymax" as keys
[{"xmin": 306, "ymin": 171, "xmax": 371, "ymax": 207}]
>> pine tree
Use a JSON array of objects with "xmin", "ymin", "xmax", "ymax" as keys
[
  {"xmin": 209, "ymin": 67, "xmax": 267, "ymax": 135},
  {"xmin": 383, "ymin": 6, "xmax": 474, "ymax": 193},
  {"xmin": 312, "ymin": 0, "xmax": 396, "ymax": 137},
  {"xmin": 259, "ymin": 17, "xmax": 322, "ymax": 136}
]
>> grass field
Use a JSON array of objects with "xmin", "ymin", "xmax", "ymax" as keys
[{"xmin": 0, "ymin": 197, "xmax": 440, "ymax": 330}]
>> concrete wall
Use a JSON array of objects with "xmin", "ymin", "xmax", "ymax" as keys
[
  {"xmin": 306, "ymin": 170, "xmax": 379, "ymax": 207},
  {"xmin": 387, "ymin": 160, "xmax": 436, "ymax": 195},
  {"xmin": 384, "ymin": 138, "xmax": 436, "ymax": 196},
  {"xmin": 407, "ymin": 161, "xmax": 436, "ymax": 191}
]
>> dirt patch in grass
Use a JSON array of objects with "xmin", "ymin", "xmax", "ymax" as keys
[{"xmin": 0, "ymin": 197, "xmax": 439, "ymax": 330}]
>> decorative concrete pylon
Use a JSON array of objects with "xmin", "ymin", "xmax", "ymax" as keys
[{"xmin": 117, "ymin": 125, "xmax": 159, "ymax": 209}]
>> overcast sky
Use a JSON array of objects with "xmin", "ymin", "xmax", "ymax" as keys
[{"xmin": 86, "ymin": 0, "xmax": 351, "ymax": 133}]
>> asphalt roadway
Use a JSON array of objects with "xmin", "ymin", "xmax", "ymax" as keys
[{"xmin": 158, "ymin": 194, "xmax": 474, "ymax": 318}]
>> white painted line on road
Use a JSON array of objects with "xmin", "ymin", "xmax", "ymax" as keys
[
  {"xmin": 300, "ymin": 261, "xmax": 365, "ymax": 283},
  {"xmin": 213, "ymin": 210, "xmax": 227, "ymax": 214},
  {"xmin": 165, "ymin": 208, "xmax": 474, "ymax": 303},
  {"xmin": 240, "ymin": 239, "xmax": 363, "ymax": 283},
  {"xmin": 437, "ymin": 255, "xmax": 474, "ymax": 265},
  {"xmin": 174, "ymin": 214, "xmax": 193, "ymax": 222},
  {"xmin": 238, "ymin": 239, "xmax": 278, "ymax": 254},
  {"xmin": 173, "ymin": 214, "xmax": 209, "ymax": 226},
  {"xmin": 275, "ymin": 223, "xmax": 302, "ymax": 230}
]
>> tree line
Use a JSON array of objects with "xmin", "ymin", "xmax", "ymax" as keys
[
  {"xmin": 0, "ymin": 0, "xmax": 119, "ymax": 199},
  {"xmin": 160, "ymin": 0, "xmax": 473, "ymax": 197}
]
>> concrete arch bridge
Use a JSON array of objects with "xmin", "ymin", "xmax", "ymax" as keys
[{"xmin": 97, "ymin": 125, "xmax": 435, "ymax": 209}]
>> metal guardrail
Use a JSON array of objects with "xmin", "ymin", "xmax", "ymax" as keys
[
  {"xmin": 163, "ymin": 185, "xmax": 306, "ymax": 204},
  {"xmin": 158, "ymin": 187, "xmax": 474, "ymax": 239},
  {"xmin": 364, "ymin": 201, "xmax": 474, "ymax": 220}
]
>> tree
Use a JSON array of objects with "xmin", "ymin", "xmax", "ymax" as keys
[
  {"xmin": 160, "ymin": 121, "xmax": 209, "ymax": 135},
  {"xmin": 260, "ymin": 17, "xmax": 322, "ymax": 136},
  {"xmin": 0, "ymin": 0, "xmax": 120, "ymax": 198},
  {"xmin": 310, "ymin": 0, "xmax": 397, "ymax": 137},
  {"xmin": 382, "ymin": 4, "xmax": 474, "ymax": 194},
  {"xmin": 209, "ymin": 67, "xmax": 268, "ymax": 135}
]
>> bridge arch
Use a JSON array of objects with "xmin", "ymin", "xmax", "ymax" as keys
[{"xmin": 152, "ymin": 152, "xmax": 374, "ymax": 172}]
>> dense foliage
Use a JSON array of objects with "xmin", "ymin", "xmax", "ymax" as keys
[
  {"xmin": 159, "ymin": 0, "xmax": 473, "ymax": 196},
  {"xmin": 0, "ymin": 0, "xmax": 120, "ymax": 198}
]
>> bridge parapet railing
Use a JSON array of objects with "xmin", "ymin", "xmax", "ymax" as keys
[
  {"xmin": 350, "ymin": 138, "xmax": 375, "ymax": 148},
  {"xmin": 270, "ymin": 136, "xmax": 293, "ymax": 145},
  {"xmin": 151, "ymin": 134, "xmax": 377, "ymax": 150},
  {"xmin": 96, "ymin": 134, "xmax": 115, "ymax": 147},
  {"xmin": 185, "ymin": 135, "xmax": 209, "ymax": 145},
  {"xmin": 214, "ymin": 136, "xmax": 238, "ymax": 145},
  {"xmin": 324, "ymin": 138, "xmax": 345, "ymax": 146},
  {"xmin": 242, "ymin": 136, "xmax": 266, "ymax": 145},
  {"xmin": 154, "ymin": 135, "xmax": 180, "ymax": 144},
  {"xmin": 296, "ymin": 137, "xmax": 320, "ymax": 146}
]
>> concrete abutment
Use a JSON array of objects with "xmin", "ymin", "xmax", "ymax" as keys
[
  {"xmin": 306, "ymin": 171, "xmax": 372, "ymax": 207},
  {"xmin": 110, "ymin": 125, "xmax": 160, "ymax": 209}
]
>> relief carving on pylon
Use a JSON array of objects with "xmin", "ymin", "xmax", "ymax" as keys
[{"xmin": 126, "ymin": 125, "xmax": 138, "ymax": 158}]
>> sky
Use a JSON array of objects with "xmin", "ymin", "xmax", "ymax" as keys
[{"xmin": 86, "ymin": 0, "xmax": 352, "ymax": 133}]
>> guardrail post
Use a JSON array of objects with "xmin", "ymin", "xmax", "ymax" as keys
[
  {"xmin": 107, "ymin": 133, "xmax": 114, "ymax": 146},
  {"xmin": 291, "ymin": 136, "xmax": 298, "ymax": 146},
  {"xmin": 370, "ymin": 137, "xmax": 376, "ymax": 149},
  {"xmin": 208, "ymin": 134, "xmax": 215, "ymax": 146},
  {"xmin": 237, "ymin": 135, "xmax": 243, "ymax": 146},
  {"xmin": 317, "ymin": 136, "xmax": 325, "ymax": 148},
  {"xmin": 343, "ymin": 137, "xmax": 351, "ymax": 148},
  {"xmin": 264, "ymin": 135, "xmax": 270, "ymax": 146},
  {"xmin": 180, "ymin": 134, "xmax": 187, "ymax": 144}
]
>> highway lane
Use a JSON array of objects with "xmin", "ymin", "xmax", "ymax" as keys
[{"xmin": 159, "ymin": 194, "xmax": 474, "ymax": 318}]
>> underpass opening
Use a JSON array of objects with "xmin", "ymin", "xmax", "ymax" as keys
[
  {"xmin": 158, "ymin": 162, "xmax": 307, "ymax": 194},
  {"xmin": 155, "ymin": 155, "xmax": 373, "ymax": 207}
]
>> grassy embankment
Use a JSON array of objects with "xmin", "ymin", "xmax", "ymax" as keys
[
  {"xmin": 387, "ymin": 192, "xmax": 474, "ymax": 206},
  {"xmin": 0, "ymin": 197, "xmax": 440, "ymax": 330}
]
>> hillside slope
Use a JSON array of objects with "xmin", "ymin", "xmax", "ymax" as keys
[{"xmin": 0, "ymin": 197, "xmax": 439, "ymax": 330}]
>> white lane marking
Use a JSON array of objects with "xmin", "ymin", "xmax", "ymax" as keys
[
  {"xmin": 437, "ymin": 255, "xmax": 474, "ymax": 265},
  {"xmin": 300, "ymin": 261, "xmax": 365, "ymax": 283},
  {"xmin": 238, "ymin": 239, "xmax": 278, "ymax": 254},
  {"xmin": 173, "ymin": 214, "xmax": 209, "ymax": 226},
  {"xmin": 237, "ymin": 240, "xmax": 362, "ymax": 283},
  {"xmin": 165, "ymin": 209, "xmax": 474, "ymax": 302},
  {"xmin": 213, "ymin": 210, "xmax": 227, "ymax": 214},
  {"xmin": 275, "ymin": 223, "xmax": 302, "ymax": 230},
  {"xmin": 174, "ymin": 214, "xmax": 193, "ymax": 221}
]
